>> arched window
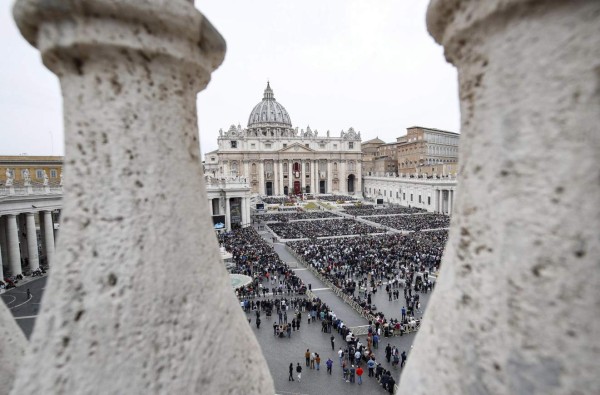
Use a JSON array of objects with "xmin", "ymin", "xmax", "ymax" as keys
[
  {"xmin": 251, "ymin": 163, "xmax": 257, "ymax": 174},
  {"xmin": 333, "ymin": 162, "xmax": 338, "ymax": 171},
  {"xmin": 293, "ymin": 162, "xmax": 300, "ymax": 172},
  {"xmin": 305, "ymin": 162, "xmax": 310, "ymax": 172}
]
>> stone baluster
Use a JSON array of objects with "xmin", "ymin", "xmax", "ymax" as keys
[
  {"xmin": 399, "ymin": 1, "xmax": 600, "ymax": 394},
  {"xmin": 11, "ymin": 0, "xmax": 273, "ymax": 393}
]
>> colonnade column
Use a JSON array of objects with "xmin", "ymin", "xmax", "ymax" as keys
[
  {"xmin": 225, "ymin": 196, "xmax": 231, "ymax": 231},
  {"xmin": 17, "ymin": 214, "xmax": 28, "ymax": 261},
  {"xmin": 0, "ymin": 216, "xmax": 8, "ymax": 272},
  {"xmin": 25, "ymin": 212, "xmax": 39, "ymax": 271},
  {"xmin": 6, "ymin": 214, "xmax": 21, "ymax": 276},
  {"xmin": 43, "ymin": 210, "xmax": 55, "ymax": 266},
  {"xmin": 279, "ymin": 161, "xmax": 284, "ymax": 195},
  {"xmin": 447, "ymin": 189, "xmax": 453, "ymax": 215}
]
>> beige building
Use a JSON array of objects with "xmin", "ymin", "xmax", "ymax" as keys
[
  {"xmin": 0, "ymin": 156, "xmax": 63, "ymax": 187},
  {"xmin": 397, "ymin": 126, "xmax": 459, "ymax": 173},
  {"xmin": 212, "ymin": 83, "xmax": 363, "ymax": 196}
]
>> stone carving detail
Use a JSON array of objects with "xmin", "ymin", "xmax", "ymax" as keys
[
  {"xmin": 22, "ymin": 169, "xmax": 31, "ymax": 186},
  {"xmin": 9, "ymin": 1, "xmax": 274, "ymax": 394},
  {"xmin": 5, "ymin": 168, "xmax": 13, "ymax": 186},
  {"xmin": 42, "ymin": 170, "xmax": 49, "ymax": 186}
]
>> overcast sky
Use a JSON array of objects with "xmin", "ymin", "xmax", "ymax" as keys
[{"xmin": 0, "ymin": 0, "xmax": 460, "ymax": 158}]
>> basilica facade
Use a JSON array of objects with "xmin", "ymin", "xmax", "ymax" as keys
[{"xmin": 209, "ymin": 83, "xmax": 362, "ymax": 196}]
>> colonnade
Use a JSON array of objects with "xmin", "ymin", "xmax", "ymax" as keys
[
  {"xmin": 434, "ymin": 188, "xmax": 455, "ymax": 215},
  {"xmin": 0, "ymin": 210, "xmax": 57, "ymax": 280}
]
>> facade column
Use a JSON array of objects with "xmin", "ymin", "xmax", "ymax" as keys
[
  {"xmin": 258, "ymin": 161, "xmax": 265, "ymax": 196},
  {"xmin": 25, "ymin": 212, "xmax": 39, "ymax": 272},
  {"xmin": 356, "ymin": 162, "xmax": 362, "ymax": 196},
  {"xmin": 300, "ymin": 159, "xmax": 306, "ymax": 193},
  {"xmin": 43, "ymin": 210, "xmax": 55, "ymax": 266},
  {"xmin": 6, "ymin": 214, "xmax": 21, "ymax": 276},
  {"xmin": 313, "ymin": 160, "xmax": 318, "ymax": 194},
  {"xmin": 279, "ymin": 161, "xmax": 284, "ymax": 195},
  {"xmin": 327, "ymin": 161, "xmax": 333, "ymax": 193},
  {"xmin": 225, "ymin": 196, "xmax": 231, "ymax": 231},
  {"xmin": 0, "ymin": 225, "xmax": 4, "ymax": 280},
  {"xmin": 272, "ymin": 160, "xmax": 278, "ymax": 195},
  {"xmin": 448, "ymin": 189, "xmax": 453, "ymax": 215},
  {"xmin": 288, "ymin": 160, "xmax": 293, "ymax": 192}
]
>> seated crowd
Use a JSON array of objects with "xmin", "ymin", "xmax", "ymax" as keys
[
  {"xmin": 261, "ymin": 196, "xmax": 292, "ymax": 204},
  {"xmin": 316, "ymin": 194, "xmax": 358, "ymax": 202},
  {"xmin": 218, "ymin": 227, "xmax": 306, "ymax": 297},
  {"xmin": 366, "ymin": 213, "xmax": 450, "ymax": 231},
  {"xmin": 287, "ymin": 230, "xmax": 447, "ymax": 322},
  {"xmin": 268, "ymin": 219, "xmax": 382, "ymax": 239},
  {"xmin": 343, "ymin": 206, "xmax": 426, "ymax": 216},
  {"xmin": 257, "ymin": 211, "xmax": 340, "ymax": 223}
]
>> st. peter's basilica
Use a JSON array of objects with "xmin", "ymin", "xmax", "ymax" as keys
[{"xmin": 206, "ymin": 83, "xmax": 363, "ymax": 196}]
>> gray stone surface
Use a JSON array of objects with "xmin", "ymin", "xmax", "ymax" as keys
[
  {"xmin": 400, "ymin": 1, "xmax": 600, "ymax": 394},
  {"xmin": 0, "ymin": 296, "xmax": 26, "ymax": 395},
  {"xmin": 10, "ymin": 1, "xmax": 273, "ymax": 394}
]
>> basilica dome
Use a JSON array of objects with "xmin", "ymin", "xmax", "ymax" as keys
[{"xmin": 247, "ymin": 82, "xmax": 292, "ymax": 128}]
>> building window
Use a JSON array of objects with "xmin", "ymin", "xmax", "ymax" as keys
[
  {"xmin": 36, "ymin": 169, "xmax": 44, "ymax": 178},
  {"xmin": 396, "ymin": 192, "xmax": 399, "ymax": 198},
  {"xmin": 319, "ymin": 143, "xmax": 325, "ymax": 149},
  {"xmin": 251, "ymin": 144, "xmax": 256, "ymax": 148},
  {"xmin": 333, "ymin": 144, "xmax": 337, "ymax": 149},
  {"xmin": 211, "ymin": 157, "xmax": 216, "ymax": 161},
  {"xmin": 403, "ymin": 193, "xmax": 406, "ymax": 200},
  {"xmin": 384, "ymin": 190, "xmax": 386, "ymax": 196},
  {"xmin": 428, "ymin": 196, "xmax": 431, "ymax": 205},
  {"xmin": 418, "ymin": 195, "xmax": 422, "ymax": 203},
  {"xmin": 230, "ymin": 140, "xmax": 237, "ymax": 148},
  {"xmin": 50, "ymin": 169, "xmax": 57, "ymax": 178},
  {"xmin": 265, "ymin": 143, "xmax": 271, "ymax": 148},
  {"xmin": 283, "ymin": 144, "xmax": 287, "ymax": 148},
  {"xmin": 410, "ymin": 194, "xmax": 413, "ymax": 202},
  {"xmin": 349, "ymin": 142, "xmax": 354, "ymax": 149},
  {"xmin": 305, "ymin": 144, "xmax": 309, "ymax": 148}
]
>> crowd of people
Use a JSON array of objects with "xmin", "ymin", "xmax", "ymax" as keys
[
  {"xmin": 366, "ymin": 214, "xmax": 450, "ymax": 231},
  {"xmin": 261, "ymin": 197, "xmax": 292, "ymax": 204},
  {"xmin": 316, "ymin": 195, "xmax": 358, "ymax": 202},
  {"xmin": 287, "ymin": 230, "xmax": 446, "ymax": 321},
  {"xmin": 343, "ymin": 206, "xmax": 426, "ymax": 216},
  {"xmin": 218, "ymin": 227, "xmax": 306, "ymax": 297},
  {"xmin": 284, "ymin": 295, "xmax": 402, "ymax": 393},
  {"xmin": 257, "ymin": 211, "xmax": 340, "ymax": 223},
  {"xmin": 268, "ymin": 219, "xmax": 383, "ymax": 239}
]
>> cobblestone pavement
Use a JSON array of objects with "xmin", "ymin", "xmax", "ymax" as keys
[{"xmin": 1, "ymin": 275, "xmax": 47, "ymax": 338}]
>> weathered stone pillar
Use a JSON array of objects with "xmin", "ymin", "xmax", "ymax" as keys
[
  {"xmin": 0, "ymin": 216, "xmax": 8, "ymax": 273},
  {"xmin": 43, "ymin": 210, "xmax": 55, "ymax": 266},
  {"xmin": 11, "ymin": 0, "xmax": 273, "ymax": 393},
  {"xmin": 6, "ymin": 214, "xmax": 21, "ymax": 277},
  {"xmin": 0, "ymin": 302, "xmax": 26, "ymax": 395},
  {"xmin": 25, "ymin": 212, "xmax": 39, "ymax": 272},
  {"xmin": 399, "ymin": 1, "xmax": 600, "ymax": 394}
]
